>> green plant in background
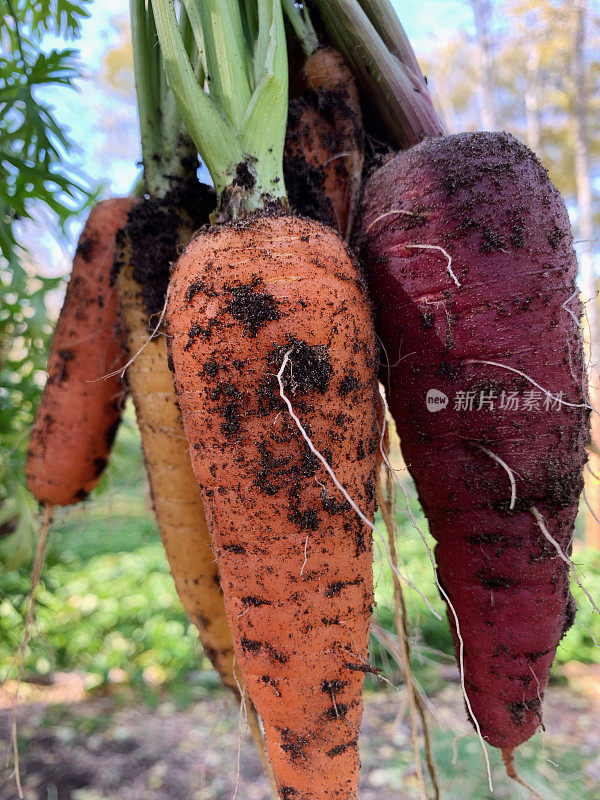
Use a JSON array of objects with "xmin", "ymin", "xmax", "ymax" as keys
[
  {"xmin": 0, "ymin": 0, "xmax": 94, "ymax": 569},
  {"xmin": 0, "ymin": 413, "xmax": 209, "ymax": 688}
]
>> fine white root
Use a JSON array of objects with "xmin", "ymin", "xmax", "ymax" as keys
[
  {"xmin": 587, "ymin": 441, "xmax": 600, "ymax": 464},
  {"xmin": 390, "ymin": 351, "xmax": 417, "ymax": 368},
  {"xmin": 561, "ymin": 289, "xmax": 586, "ymax": 337},
  {"xmin": 531, "ymin": 506, "xmax": 600, "ymax": 617},
  {"xmin": 476, "ymin": 445, "xmax": 517, "ymax": 510},
  {"xmin": 364, "ymin": 208, "xmax": 423, "ymax": 235},
  {"xmin": 94, "ymin": 284, "xmax": 171, "ymax": 382},
  {"xmin": 232, "ymin": 684, "xmax": 244, "ymax": 800},
  {"xmin": 300, "ymin": 533, "xmax": 309, "ymax": 576},
  {"xmin": 325, "ymin": 151, "xmax": 351, "ymax": 165},
  {"xmin": 377, "ymin": 475, "xmax": 428, "ymax": 800},
  {"xmin": 405, "ymin": 244, "xmax": 461, "ymax": 288},
  {"xmin": 529, "ymin": 664, "xmax": 543, "ymax": 704},
  {"xmin": 376, "ymin": 391, "xmax": 493, "ymax": 791},
  {"xmin": 575, "ymin": 620, "xmax": 600, "ymax": 648},
  {"xmin": 277, "ymin": 350, "xmax": 441, "ymax": 617},
  {"xmin": 232, "ymin": 657, "xmax": 277, "ymax": 800},
  {"xmin": 464, "ymin": 359, "xmax": 597, "ymax": 414}
]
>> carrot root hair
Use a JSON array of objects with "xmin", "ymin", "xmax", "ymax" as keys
[
  {"xmin": 376, "ymin": 391, "xmax": 493, "ymax": 790},
  {"xmin": 376, "ymin": 471, "xmax": 439, "ymax": 800},
  {"xmin": 531, "ymin": 506, "xmax": 600, "ymax": 617}
]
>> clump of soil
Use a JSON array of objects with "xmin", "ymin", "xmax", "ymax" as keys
[
  {"xmin": 225, "ymin": 280, "xmax": 281, "ymax": 337},
  {"xmin": 269, "ymin": 339, "xmax": 333, "ymax": 396}
]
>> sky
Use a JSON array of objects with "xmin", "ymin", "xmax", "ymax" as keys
[{"xmin": 26, "ymin": 1, "xmax": 475, "ymax": 278}]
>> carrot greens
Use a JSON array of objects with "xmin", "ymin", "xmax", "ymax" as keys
[{"xmin": 151, "ymin": 0, "xmax": 288, "ymax": 215}]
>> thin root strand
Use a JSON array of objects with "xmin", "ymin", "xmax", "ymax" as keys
[
  {"xmin": 277, "ymin": 350, "xmax": 440, "ymax": 616},
  {"xmin": 405, "ymin": 244, "xmax": 461, "ymax": 288},
  {"xmin": 531, "ymin": 506, "xmax": 600, "ymax": 617},
  {"xmin": 11, "ymin": 503, "xmax": 54, "ymax": 799}
]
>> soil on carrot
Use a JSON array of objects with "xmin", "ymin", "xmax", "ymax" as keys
[
  {"xmin": 284, "ymin": 60, "xmax": 363, "ymax": 231},
  {"xmin": 111, "ymin": 181, "xmax": 215, "ymax": 321},
  {"xmin": 284, "ymin": 99, "xmax": 336, "ymax": 226},
  {"xmin": 1, "ymin": 678, "xmax": 599, "ymax": 800}
]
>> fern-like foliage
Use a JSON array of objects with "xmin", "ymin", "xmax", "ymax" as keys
[{"xmin": 0, "ymin": 0, "xmax": 93, "ymax": 568}]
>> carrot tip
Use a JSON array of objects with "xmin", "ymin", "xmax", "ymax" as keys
[
  {"xmin": 501, "ymin": 748, "xmax": 517, "ymax": 778},
  {"xmin": 502, "ymin": 747, "xmax": 547, "ymax": 800}
]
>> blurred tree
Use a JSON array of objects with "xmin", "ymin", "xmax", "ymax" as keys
[
  {"xmin": 422, "ymin": 32, "xmax": 478, "ymax": 134},
  {"xmin": 0, "ymin": 0, "xmax": 93, "ymax": 568},
  {"xmin": 424, "ymin": 1, "xmax": 600, "ymax": 198},
  {"xmin": 469, "ymin": 0, "xmax": 498, "ymax": 128},
  {"xmin": 572, "ymin": 0, "xmax": 600, "ymax": 546},
  {"xmin": 95, "ymin": 14, "xmax": 139, "ymax": 167}
]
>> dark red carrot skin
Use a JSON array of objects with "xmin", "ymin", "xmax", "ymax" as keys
[{"xmin": 358, "ymin": 132, "xmax": 589, "ymax": 749}]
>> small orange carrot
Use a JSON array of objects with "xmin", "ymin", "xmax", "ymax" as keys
[{"xmin": 26, "ymin": 198, "xmax": 137, "ymax": 507}]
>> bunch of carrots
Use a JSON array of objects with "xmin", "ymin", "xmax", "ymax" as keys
[{"xmin": 23, "ymin": 1, "xmax": 595, "ymax": 798}]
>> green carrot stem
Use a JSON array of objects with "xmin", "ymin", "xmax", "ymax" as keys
[
  {"xmin": 151, "ymin": 0, "xmax": 243, "ymax": 204},
  {"xmin": 130, "ymin": 0, "xmax": 164, "ymax": 196},
  {"xmin": 312, "ymin": 0, "xmax": 444, "ymax": 148},
  {"xmin": 358, "ymin": 0, "xmax": 424, "ymax": 77},
  {"xmin": 239, "ymin": 1, "xmax": 258, "ymax": 50},
  {"xmin": 198, "ymin": 0, "xmax": 252, "ymax": 128},
  {"xmin": 181, "ymin": 0, "xmax": 208, "ymax": 76},
  {"xmin": 131, "ymin": 0, "xmax": 198, "ymax": 198},
  {"xmin": 151, "ymin": 0, "xmax": 288, "ymax": 215},
  {"xmin": 281, "ymin": 0, "xmax": 318, "ymax": 56}
]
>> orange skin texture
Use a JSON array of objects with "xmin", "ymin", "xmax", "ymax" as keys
[
  {"xmin": 286, "ymin": 48, "xmax": 364, "ymax": 240},
  {"xmin": 167, "ymin": 215, "xmax": 379, "ymax": 800},
  {"xmin": 27, "ymin": 198, "xmax": 138, "ymax": 506}
]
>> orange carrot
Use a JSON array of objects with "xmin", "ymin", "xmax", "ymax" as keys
[
  {"xmin": 167, "ymin": 214, "xmax": 379, "ymax": 800},
  {"xmin": 152, "ymin": 2, "xmax": 379, "ymax": 793},
  {"xmin": 26, "ymin": 198, "xmax": 137, "ymax": 506},
  {"xmin": 285, "ymin": 48, "xmax": 364, "ymax": 240}
]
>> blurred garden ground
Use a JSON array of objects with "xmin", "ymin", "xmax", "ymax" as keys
[{"xmin": 1, "ymin": 409, "xmax": 599, "ymax": 799}]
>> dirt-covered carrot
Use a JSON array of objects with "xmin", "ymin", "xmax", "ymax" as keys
[
  {"xmin": 152, "ymin": 1, "xmax": 379, "ymax": 796},
  {"xmin": 116, "ymin": 189, "xmax": 276, "ymax": 788},
  {"xmin": 168, "ymin": 216, "xmax": 378, "ymax": 799},
  {"xmin": 285, "ymin": 45, "xmax": 364, "ymax": 240},
  {"xmin": 121, "ymin": 5, "xmax": 275, "ymax": 782},
  {"xmin": 114, "ymin": 185, "xmax": 239, "ymax": 672},
  {"xmin": 26, "ymin": 198, "xmax": 137, "ymax": 507},
  {"xmin": 358, "ymin": 131, "xmax": 589, "ymax": 754},
  {"xmin": 312, "ymin": 0, "xmax": 444, "ymax": 150}
]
